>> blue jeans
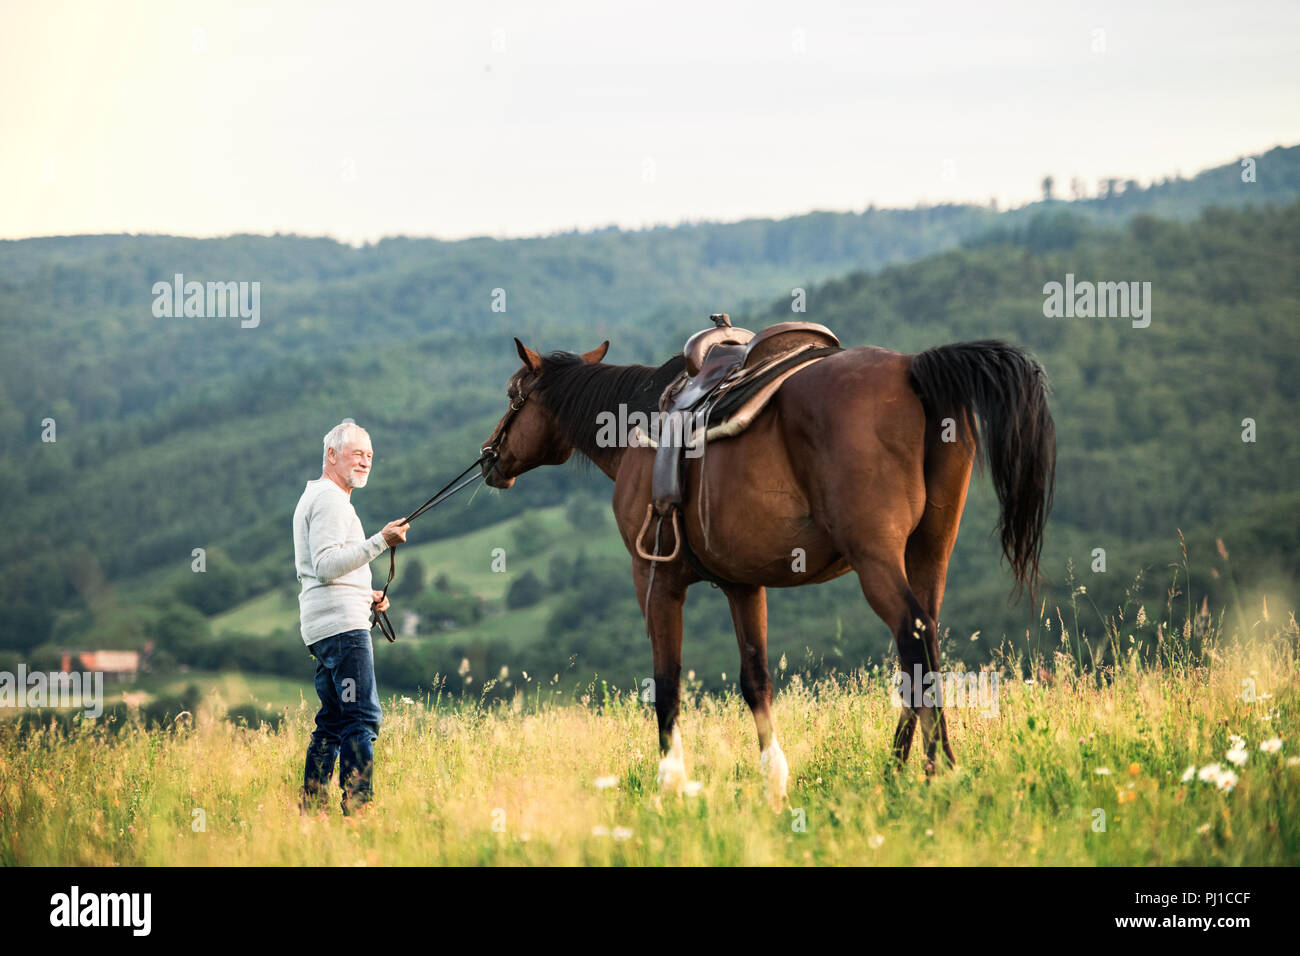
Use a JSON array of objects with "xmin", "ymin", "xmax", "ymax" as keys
[{"xmin": 303, "ymin": 629, "xmax": 383, "ymax": 810}]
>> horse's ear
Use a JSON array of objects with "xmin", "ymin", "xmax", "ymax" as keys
[
  {"xmin": 514, "ymin": 337, "xmax": 542, "ymax": 372},
  {"xmin": 581, "ymin": 341, "xmax": 609, "ymax": 364}
]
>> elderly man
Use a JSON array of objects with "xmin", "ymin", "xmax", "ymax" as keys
[{"xmin": 294, "ymin": 419, "xmax": 409, "ymax": 815}]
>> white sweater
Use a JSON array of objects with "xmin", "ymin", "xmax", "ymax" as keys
[{"xmin": 292, "ymin": 478, "xmax": 390, "ymax": 645}]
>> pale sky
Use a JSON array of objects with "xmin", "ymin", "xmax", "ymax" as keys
[{"xmin": 2, "ymin": 0, "xmax": 1297, "ymax": 243}]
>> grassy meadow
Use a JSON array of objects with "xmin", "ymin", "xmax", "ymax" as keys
[{"xmin": 1, "ymin": 613, "xmax": 1296, "ymax": 867}]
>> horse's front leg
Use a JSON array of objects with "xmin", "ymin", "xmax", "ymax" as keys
[{"xmin": 633, "ymin": 558, "xmax": 690, "ymax": 794}]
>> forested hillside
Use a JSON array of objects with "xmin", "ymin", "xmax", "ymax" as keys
[{"xmin": 2, "ymin": 146, "xmax": 1297, "ymax": 695}]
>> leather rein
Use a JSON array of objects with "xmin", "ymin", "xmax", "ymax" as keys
[{"xmin": 370, "ymin": 381, "xmax": 532, "ymax": 642}]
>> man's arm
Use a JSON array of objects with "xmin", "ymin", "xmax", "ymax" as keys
[
  {"xmin": 308, "ymin": 497, "xmax": 410, "ymax": 583},
  {"xmin": 308, "ymin": 495, "xmax": 387, "ymax": 582}
]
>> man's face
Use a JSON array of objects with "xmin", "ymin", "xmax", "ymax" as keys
[{"xmin": 332, "ymin": 434, "xmax": 374, "ymax": 488}]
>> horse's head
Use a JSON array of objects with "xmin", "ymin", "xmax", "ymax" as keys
[{"xmin": 480, "ymin": 337, "xmax": 609, "ymax": 488}]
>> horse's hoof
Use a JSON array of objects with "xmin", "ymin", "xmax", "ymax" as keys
[
  {"xmin": 760, "ymin": 736, "xmax": 789, "ymax": 811},
  {"xmin": 657, "ymin": 725, "xmax": 688, "ymax": 794},
  {"xmin": 657, "ymin": 755, "xmax": 687, "ymax": 794}
]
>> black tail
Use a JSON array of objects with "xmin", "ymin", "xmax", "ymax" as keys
[{"xmin": 908, "ymin": 340, "xmax": 1056, "ymax": 595}]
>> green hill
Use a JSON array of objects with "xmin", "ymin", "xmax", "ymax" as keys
[
  {"xmin": 2, "ymin": 145, "xmax": 1298, "ymax": 695},
  {"xmin": 163, "ymin": 202, "xmax": 1300, "ymax": 697}
]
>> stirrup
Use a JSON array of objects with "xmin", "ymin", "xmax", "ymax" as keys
[{"xmin": 635, "ymin": 503, "xmax": 681, "ymax": 562}]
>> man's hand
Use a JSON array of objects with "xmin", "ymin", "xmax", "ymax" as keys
[
  {"xmin": 380, "ymin": 519, "xmax": 410, "ymax": 547},
  {"xmin": 371, "ymin": 590, "xmax": 390, "ymax": 613}
]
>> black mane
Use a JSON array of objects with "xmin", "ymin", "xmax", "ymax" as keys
[{"xmin": 531, "ymin": 351, "xmax": 686, "ymax": 460}]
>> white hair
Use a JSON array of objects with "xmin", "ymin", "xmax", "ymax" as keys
[{"xmin": 322, "ymin": 419, "xmax": 368, "ymax": 469}]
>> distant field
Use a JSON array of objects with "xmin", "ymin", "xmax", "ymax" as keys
[
  {"xmin": 133, "ymin": 671, "xmax": 319, "ymax": 712},
  {"xmin": 0, "ymin": 670, "xmax": 326, "ymax": 718},
  {"xmin": 211, "ymin": 505, "xmax": 628, "ymax": 644},
  {"xmin": 2, "ymin": 624, "xmax": 1295, "ymax": 866}
]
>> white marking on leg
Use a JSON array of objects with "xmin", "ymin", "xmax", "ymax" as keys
[
  {"xmin": 760, "ymin": 733, "xmax": 789, "ymax": 810},
  {"xmin": 657, "ymin": 724, "xmax": 687, "ymax": 794}
]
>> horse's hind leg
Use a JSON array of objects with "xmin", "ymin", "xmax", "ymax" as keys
[
  {"xmin": 720, "ymin": 582, "xmax": 787, "ymax": 810},
  {"xmin": 847, "ymin": 550, "xmax": 945, "ymax": 775},
  {"xmin": 807, "ymin": 470, "xmax": 940, "ymax": 770},
  {"xmin": 905, "ymin": 517, "xmax": 960, "ymax": 769},
  {"xmin": 892, "ymin": 707, "xmax": 918, "ymax": 764},
  {"xmin": 904, "ymin": 440, "xmax": 975, "ymax": 768}
]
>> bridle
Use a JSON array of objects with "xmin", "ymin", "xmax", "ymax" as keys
[
  {"xmin": 480, "ymin": 375, "xmax": 534, "ymax": 461},
  {"xmin": 369, "ymin": 376, "xmax": 534, "ymax": 642}
]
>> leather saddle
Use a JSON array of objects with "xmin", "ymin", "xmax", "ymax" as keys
[
  {"xmin": 662, "ymin": 314, "xmax": 839, "ymax": 414},
  {"xmin": 645, "ymin": 314, "xmax": 840, "ymax": 530}
]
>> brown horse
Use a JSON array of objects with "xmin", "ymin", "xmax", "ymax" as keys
[{"xmin": 480, "ymin": 336, "xmax": 1055, "ymax": 807}]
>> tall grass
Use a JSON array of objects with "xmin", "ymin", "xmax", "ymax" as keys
[{"xmin": 1, "ymin": 608, "xmax": 1296, "ymax": 866}]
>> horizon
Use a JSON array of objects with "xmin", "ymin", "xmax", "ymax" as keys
[{"xmin": 4, "ymin": 138, "xmax": 1294, "ymax": 248}]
